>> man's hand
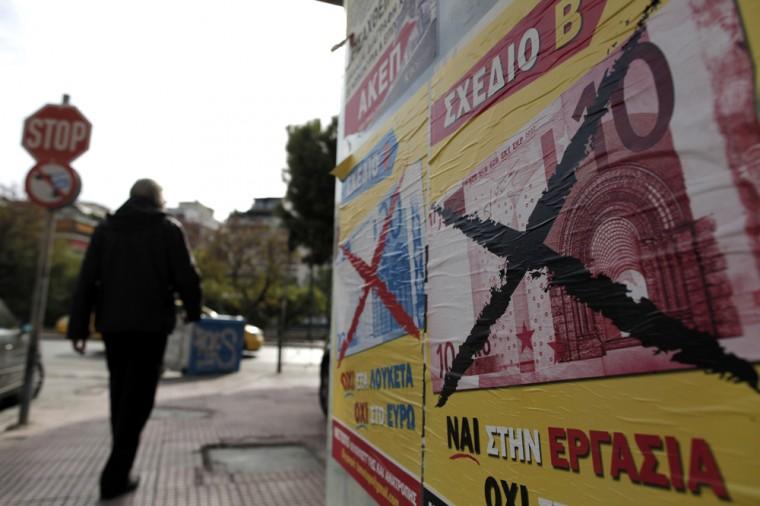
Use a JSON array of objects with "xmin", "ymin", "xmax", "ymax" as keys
[{"xmin": 71, "ymin": 339, "xmax": 87, "ymax": 355}]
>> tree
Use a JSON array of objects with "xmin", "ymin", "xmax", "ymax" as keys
[
  {"xmin": 0, "ymin": 201, "xmax": 43, "ymax": 321},
  {"xmin": 278, "ymin": 117, "xmax": 337, "ymax": 335},
  {"xmin": 46, "ymin": 238, "xmax": 83, "ymax": 325},
  {"xmin": 0, "ymin": 199, "xmax": 84, "ymax": 325},
  {"xmin": 279, "ymin": 116, "xmax": 337, "ymax": 265},
  {"xmin": 195, "ymin": 222, "xmax": 291, "ymax": 327}
]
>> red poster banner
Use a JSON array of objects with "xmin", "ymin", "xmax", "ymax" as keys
[
  {"xmin": 345, "ymin": 20, "xmax": 417, "ymax": 136},
  {"xmin": 429, "ymin": 0, "xmax": 607, "ymax": 146},
  {"xmin": 332, "ymin": 419, "xmax": 421, "ymax": 506}
]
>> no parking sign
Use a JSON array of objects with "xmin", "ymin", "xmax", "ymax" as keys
[{"xmin": 24, "ymin": 162, "xmax": 81, "ymax": 209}]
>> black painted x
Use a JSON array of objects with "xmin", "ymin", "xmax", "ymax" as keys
[{"xmin": 434, "ymin": 0, "xmax": 758, "ymax": 407}]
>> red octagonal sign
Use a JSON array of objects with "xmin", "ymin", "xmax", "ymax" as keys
[{"xmin": 21, "ymin": 104, "xmax": 92, "ymax": 164}]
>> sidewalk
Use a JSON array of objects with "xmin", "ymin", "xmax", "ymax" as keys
[{"xmin": 0, "ymin": 342, "xmax": 327, "ymax": 505}]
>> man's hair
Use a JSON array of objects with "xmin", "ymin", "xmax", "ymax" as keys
[{"xmin": 130, "ymin": 179, "xmax": 165, "ymax": 208}]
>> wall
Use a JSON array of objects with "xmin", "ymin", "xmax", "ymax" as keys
[{"xmin": 328, "ymin": 1, "xmax": 760, "ymax": 504}]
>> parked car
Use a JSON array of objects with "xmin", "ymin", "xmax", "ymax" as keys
[
  {"xmin": 55, "ymin": 313, "xmax": 99, "ymax": 340},
  {"xmin": 243, "ymin": 322, "xmax": 265, "ymax": 352},
  {"xmin": 0, "ymin": 299, "xmax": 43, "ymax": 406},
  {"xmin": 56, "ymin": 305, "xmax": 264, "ymax": 351}
]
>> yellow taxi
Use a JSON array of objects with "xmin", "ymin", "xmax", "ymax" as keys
[{"xmin": 56, "ymin": 306, "xmax": 264, "ymax": 351}]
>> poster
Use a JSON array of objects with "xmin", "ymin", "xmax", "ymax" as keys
[
  {"xmin": 423, "ymin": 1, "xmax": 760, "ymax": 505},
  {"xmin": 332, "ymin": 0, "xmax": 760, "ymax": 504},
  {"xmin": 332, "ymin": 91, "xmax": 428, "ymax": 506},
  {"xmin": 336, "ymin": 159, "xmax": 425, "ymax": 360},
  {"xmin": 344, "ymin": 0, "xmax": 437, "ymax": 136}
]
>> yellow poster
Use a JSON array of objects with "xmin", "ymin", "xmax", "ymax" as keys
[
  {"xmin": 423, "ymin": 0, "xmax": 760, "ymax": 505},
  {"xmin": 332, "ymin": 89, "xmax": 428, "ymax": 506}
]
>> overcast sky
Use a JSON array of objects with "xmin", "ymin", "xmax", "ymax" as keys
[{"xmin": 0, "ymin": 0, "xmax": 346, "ymax": 220}]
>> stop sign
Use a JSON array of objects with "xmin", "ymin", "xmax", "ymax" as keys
[{"xmin": 21, "ymin": 104, "xmax": 92, "ymax": 164}]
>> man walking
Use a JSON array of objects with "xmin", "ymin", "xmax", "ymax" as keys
[{"xmin": 67, "ymin": 179, "xmax": 202, "ymax": 500}]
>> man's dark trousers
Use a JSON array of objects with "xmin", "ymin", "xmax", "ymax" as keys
[{"xmin": 100, "ymin": 331, "xmax": 168, "ymax": 493}]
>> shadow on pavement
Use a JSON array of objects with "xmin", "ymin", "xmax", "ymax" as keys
[{"xmin": 159, "ymin": 373, "xmax": 230, "ymax": 385}]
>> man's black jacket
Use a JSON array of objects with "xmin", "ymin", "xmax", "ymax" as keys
[{"xmin": 67, "ymin": 196, "xmax": 202, "ymax": 340}]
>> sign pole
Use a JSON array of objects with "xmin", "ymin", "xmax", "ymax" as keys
[
  {"xmin": 16, "ymin": 93, "xmax": 86, "ymax": 427},
  {"xmin": 17, "ymin": 209, "xmax": 56, "ymax": 426},
  {"xmin": 277, "ymin": 295, "xmax": 287, "ymax": 374}
]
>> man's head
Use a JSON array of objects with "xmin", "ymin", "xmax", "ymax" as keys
[{"xmin": 129, "ymin": 179, "xmax": 165, "ymax": 208}]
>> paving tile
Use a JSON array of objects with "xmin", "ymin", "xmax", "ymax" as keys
[{"xmin": 0, "ymin": 383, "xmax": 326, "ymax": 506}]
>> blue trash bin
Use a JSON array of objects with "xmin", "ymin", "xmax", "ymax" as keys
[{"xmin": 185, "ymin": 317, "xmax": 245, "ymax": 375}]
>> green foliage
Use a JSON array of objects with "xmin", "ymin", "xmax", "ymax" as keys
[
  {"xmin": 47, "ymin": 239, "xmax": 83, "ymax": 325},
  {"xmin": 279, "ymin": 117, "xmax": 337, "ymax": 266},
  {"xmin": 0, "ymin": 202, "xmax": 43, "ymax": 321},
  {"xmin": 195, "ymin": 224, "xmax": 291, "ymax": 328},
  {"xmin": 281, "ymin": 276, "xmax": 328, "ymax": 328},
  {"xmin": 0, "ymin": 202, "xmax": 84, "ymax": 325},
  {"xmin": 195, "ymin": 224, "xmax": 333, "ymax": 331}
]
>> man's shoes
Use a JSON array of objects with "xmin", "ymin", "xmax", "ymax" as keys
[{"xmin": 100, "ymin": 476, "xmax": 140, "ymax": 501}]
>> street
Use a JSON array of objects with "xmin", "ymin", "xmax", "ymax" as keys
[{"xmin": 0, "ymin": 336, "xmax": 328, "ymax": 505}]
